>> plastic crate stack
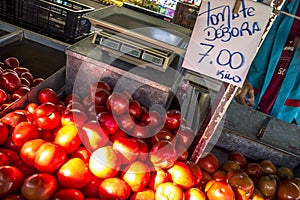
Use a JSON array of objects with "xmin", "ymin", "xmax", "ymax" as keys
[
  {"xmin": 15, "ymin": 0, "xmax": 95, "ymax": 43},
  {"xmin": 0, "ymin": 0, "xmax": 20, "ymax": 24}
]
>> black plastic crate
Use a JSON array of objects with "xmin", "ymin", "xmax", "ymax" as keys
[
  {"xmin": 0, "ymin": 0, "xmax": 20, "ymax": 23},
  {"xmin": 18, "ymin": 0, "xmax": 94, "ymax": 42}
]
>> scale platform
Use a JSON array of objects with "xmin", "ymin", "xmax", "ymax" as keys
[{"xmin": 84, "ymin": 5, "xmax": 192, "ymax": 71}]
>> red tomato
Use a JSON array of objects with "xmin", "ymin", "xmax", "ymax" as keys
[
  {"xmin": 34, "ymin": 142, "xmax": 67, "ymax": 173},
  {"xmin": 32, "ymin": 78, "xmax": 44, "ymax": 87},
  {"xmin": 175, "ymin": 126, "xmax": 196, "ymax": 148},
  {"xmin": 205, "ymin": 180, "xmax": 235, "ymax": 200},
  {"xmin": 89, "ymin": 146, "xmax": 121, "ymax": 179},
  {"xmin": 0, "ymin": 148, "xmax": 20, "ymax": 163},
  {"xmin": 61, "ymin": 109, "xmax": 87, "ymax": 127},
  {"xmin": 37, "ymin": 88, "xmax": 58, "ymax": 104},
  {"xmin": 228, "ymin": 151, "xmax": 247, "ymax": 169},
  {"xmin": 91, "ymin": 89, "xmax": 110, "ymax": 106},
  {"xmin": 134, "ymin": 139, "xmax": 149, "ymax": 162},
  {"xmin": 187, "ymin": 161, "xmax": 203, "ymax": 186},
  {"xmin": 2, "ymin": 71, "xmax": 21, "ymax": 92},
  {"xmin": 0, "ymin": 88, "xmax": 7, "ymax": 104},
  {"xmin": 0, "ymin": 122, "xmax": 9, "ymax": 146},
  {"xmin": 3, "ymin": 194, "xmax": 26, "ymax": 200},
  {"xmin": 64, "ymin": 93, "xmax": 82, "ymax": 105},
  {"xmin": 52, "ymin": 189, "xmax": 84, "ymax": 200},
  {"xmin": 53, "ymin": 125, "xmax": 82, "ymax": 154},
  {"xmin": 141, "ymin": 111, "xmax": 164, "ymax": 132},
  {"xmin": 98, "ymin": 177, "xmax": 131, "ymax": 200},
  {"xmin": 106, "ymin": 92, "xmax": 129, "ymax": 115},
  {"xmin": 0, "ymin": 166, "xmax": 24, "ymax": 199},
  {"xmin": 185, "ymin": 188, "xmax": 206, "ymax": 200},
  {"xmin": 121, "ymin": 161, "xmax": 151, "ymax": 192},
  {"xmin": 20, "ymin": 139, "xmax": 46, "ymax": 167},
  {"xmin": 34, "ymin": 102, "xmax": 61, "ymax": 130},
  {"xmin": 80, "ymin": 175, "xmax": 102, "ymax": 197},
  {"xmin": 21, "ymin": 173, "xmax": 57, "ymax": 200},
  {"xmin": 39, "ymin": 130, "xmax": 54, "ymax": 142},
  {"xmin": 89, "ymin": 81, "xmax": 112, "ymax": 95},
  {"xmin": 130, "ymin": 188, "xmax": 155, "ymax": 200},
  {"xmin": 2, "ymin": 136, "xmax": 21, "ymax": 153},
  {"xmin": 1, "ymin": 110, "xmax": 28, "ymax": 128},
  {"xmin": 197, "ymin": 152, "xmax": 219, "ymax": 174},
  {"xmin": 165, "ymin": 109, "xmax": 182, "ymax": 130},
  {"xmin": 97, "ymin": 112, "xmax": 118, "ymax": 134},
  {"xmin": 25, "ymin": 103, "xmax": 38, "ymax": 114},
  {"xmin": 116, "ymin": 113, "xmax": 136, "ymax": 134},
  {"xmin": 168, "ymin": 161, "xmax": 194, "ymax": 189},
  {"xmin": 149, "ymin": 140, "xmax": 177, "ymax": 169},
  {"xmin": 12, "ymin": 86, "xmax": 30, "ymax": 101},
  {"xmin": 4, "ymin": 57, "xmax": 20, "ymax": 69},
  {"xmin": 11, "ymin": 122, "xmax": 39, "ymax": 147},
  {"xmin": 11, "ymin": 159, "xmax": 37, "ymax": 179},
  {"xmin": 113, "ymin": 137, "xmax": 139, "ymax": 165},
  {"xmin": 80, "ymin": 120, "xmax": 109, "ymax": 152},
  {"xmin": 58, "ymin": 158, "xmax": 92, "ymax": 189},
  {"xmin": 70, "ymin": 146, "xmax": 91, "ymax": 164},
  {"xmin": 148, "ymin": 168, "xmax": 170, "ymax": 190},
  {"xmin": 155, "ymin": 182, "xmax": 184, "ymax": 200},
  {"xmin": 0, "ymin": 152, "xmax": 9, "ymax": 166},
  {"xmin": 129, "ymin": 100, "xmax": 142, "ymax": 119}
]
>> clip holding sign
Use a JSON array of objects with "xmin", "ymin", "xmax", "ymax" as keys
[{"xmin": 233, "ymin": 0, "xmax": 242, "ymax": 14}]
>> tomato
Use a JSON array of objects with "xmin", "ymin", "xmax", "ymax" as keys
[
  {"xmin": 141, "ymin": 111, "xmax": 164, "ymax": 132},
  {"xmin": 148, "ymin": 168, "xmax": 170, "ymax": 190},
  {"xmin": 2, "ymin": 136, "xmax": 21, "ymax": 153},
  {"xmin": 168, "ymin": 161, "xmax": 194, "ymax": 189},
  {"xmin": 129, "ymin": 100, "xmax": 142, "ymax": 119},
  {"xmin": 121, "ymin": 161, "xmax": 151, "ymax": 192},
  {"xmin": 12, "ymin": 86, "xmax": 30, "ymax": 101},
  {"xmin": 165, "ymin": 109, "xmax": 181, "ymax": 130},
  {"xmin": 134, "ymin": 139, "xmax": 149, "ymax": 162},
  {"xmin": 80, "ymin": 175, "xmax": 102, "ymax": 197},
  {"xmin": 11, "ymin": 122, "xmax": 39, "ymax": 147},
  {"xmin": 34, "ymin": 142, "xmax": 67, "ymax": 173},
  {"xmin": 34, "ymin": 103, "xmax": 61, "ymax": 130},
  {"xmin": 61, "ymin": 109, "xmax": 88, "ymax": 127},
  {"xmin": 89, "ymin": 81, "xmax": 112, "ymax": 95},
  {"xmin": 113, "ymin": 137, "xmax": 139, "ymax": 165},
  {"xmin": 80, "ymin": 120, "xmax": 109, "ymax": 152},
  {"xmin": 197, "ymin": 152, "xmax": 219, "ymax": 174},
  {"xmin": 52, "ymin": 189, "xmax": 84, "ymax": 200},
  {"xmin": 98, "ymin": 177, "xmax": 131, "ymax": 200},
  {"xmin": 11, "ymin": 159, "xmax": 37, "ymax": 179},
  {"xmin": 97, "ymin": 112, "xmax": 118, "ymax": 134},
  {"xmin": 20, "ymin": 139, "xmax": 46, "ymax": 167},
  {"xmin": 53, "ymin": 125, "xmax": 82, "ymax": 154},
  {"xmin": 228, "ymin": 151, "xmax": 247, "ymax": 169},
  {"xmin": 3, "ymin": 194, "xmax": 26, "ymax": 200},
  {"xmin": 58, "ymin": 158, "xmax": 92, "ymax": 189},
  {"xmin": 32, "ymin": 78, "xmax": 44, "ymax": 87},
  {"xmin": 155, "ymin": 182, "xmax": 184, "ymax": 200},
  {"xmin": 1, "ymin": 110, "xmax": 28, "ymax": 128},
  {"xmin": 0, "ymin": 122, "xmax": 8, "ymax": 146},
  {"xmin": 70, "ymin": 146, "xmax": 91, "ymax": 164},
  {"xmin": 244, "ymin": 163, "xmax": 264, "ymax": 178},
  {"xmin": 149, "ymin": 139, "xmax": 177, "ymax": 169},
  {"xmin": 2, "ymin": 71, "xmax": 21, "ymax": 92},
  {"xmin": 89, "ymin": 146, "xmax": 121, "ymax": 179},
  {"xmin": 185, "ymin": 188, "xmax": 206, "ymax": 200},
  {"xmin": 37, "ymin": 88, "xmax": 58, "ymax": 104},
  {"xmin": 227, "ymin": 170, "xmax": 254, "ymax": 200},
  {"xmin": 130, "ymin": 188, "xmax": 155, "ymax": 200},
  {"xmin": 106, "ymin": 92, "xmax": 129, "ymax": 115},
  {"xmin": 116, "ymin": 113, "xmax": 136, "ymax": 134},
  {"xmin": 0, "ymin": 152, "xmax": 9, "ymax": 166},
  {"xmin": 21, "ymin": 173, "xmax": 57, "ymax": 200},
  {"xmin": 175, "ymin": 126, "xmax": 196, "ymax": 148},
  {"xmin": 4, "ymin": 57, "xmax": 20, "ymax": 69},
  {"xmin": 25, "ymin": 103, "xmax": 38, "ymax": 114},
  {"xmin": 277, "ymin": 180, "xmax": 300, "ymax": 200},
  {"xmin": 187, "ymin": 161, "xmax": 203, "ymax": 186},
  {"xmin": 0, "ymin": 88, "xmax": 7, "ymax": 104},
  {"xmin": 205, "ymin": 180, "xmax": 235, "ymax": 200},
  {"xmin": 91, "ymin": 89, "xmax": 110, "ymax": 106},
  {"xmin": 0, "ymin": 148, "xmax": 20, "ymax": 163},
  {"xmin": 0, "ymin": 166, "xmax": 24, "ymax": 199},
  {"xmin": 64, "ymin": 93, "xmax": 82, "ymax": 105}
]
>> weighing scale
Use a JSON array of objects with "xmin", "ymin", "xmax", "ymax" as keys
[{"xmin": 84, "ymin": 5, "xmax": 191, "ymax": 72}]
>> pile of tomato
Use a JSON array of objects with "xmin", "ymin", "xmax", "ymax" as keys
[
  {"xmin": 0, "ymin": 79, "xmax": 299, "ymax": 200},
  {"xmin": 0, "ymin": 57, "xmax": 44, "ymax": 111}
]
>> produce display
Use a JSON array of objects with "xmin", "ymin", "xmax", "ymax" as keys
[
  {"xmin": 0, "ymin": 79, "xmax": 299, "ymax": 200},
  {"xmin": 0, "ymin": 57, "xmax": 44, "ymax": 111}
]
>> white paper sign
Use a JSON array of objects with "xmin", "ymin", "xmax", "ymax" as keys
[{"xmin": 182, "ymin": 0, "xmax": 273, "ymax": 87}]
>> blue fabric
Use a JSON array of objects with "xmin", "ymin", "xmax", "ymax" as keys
[{"xmin": 247, "ymin": 0, "xmax": 300, "ymax": 123}]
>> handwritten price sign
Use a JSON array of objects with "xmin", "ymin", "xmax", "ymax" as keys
[{"xmin": 182, "ymin": 0, "xmax": 272, "ymax": 87}]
